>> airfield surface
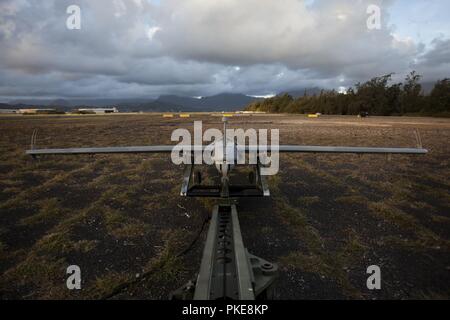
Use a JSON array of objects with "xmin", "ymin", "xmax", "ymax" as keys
[{"xmin": 0, "ymin": 113, "xmax": 449, "ymax": 299}]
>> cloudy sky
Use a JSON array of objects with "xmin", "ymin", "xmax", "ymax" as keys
[{"xmin": 0, "ymin": 0, "xmax": 449, "ymax": 101}]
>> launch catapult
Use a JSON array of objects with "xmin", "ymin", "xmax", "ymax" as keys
[{"xmin": 27, "ymin": 117, "xmax": 427, "ymax": 300}]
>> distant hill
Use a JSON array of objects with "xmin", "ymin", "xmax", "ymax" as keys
[
  {"xmin": 155, "ymin": 95, "xmax": 201, "ymax": 110},
  {"xmin": 4, "ymin": 93, "xmax": 261, "ymax": 112},
  {"xmin": 0, "ymin": 103, "xmax": 12, "ymax": 109},
  {"xmin": 155, "ymin": 93, "xmax": 260, "ymax": 111},
  {"xmin": 118, "ymin": 100, "xmax": 180, "ymax": 112},
  {"xmin": 6, "ymin": 98, "xmax": 150, "ymax": 108},
  {"xmin": 201, "ymin": 93, "xmax": 259, "ymax": 111},
  {"xmin": 117, "ymin": 93, "xmax": 260, "ymax": 112},
  {"xmin": 278, "ymin": 87, "xmax": 326, "ymax": 98}
]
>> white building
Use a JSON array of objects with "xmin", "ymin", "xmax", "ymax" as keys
[
  {"xmin": 18, "ymin": 108, "xmax": 59, "ymax": 114},
  {"xmin": 76, "ymin": 107, "xmax": 119, "ymax": 114}
]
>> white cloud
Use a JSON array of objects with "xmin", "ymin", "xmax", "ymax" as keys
[
  {"xmin": 113, "ymin": 0, "xmax": 127, "ymax": 17},
  {"xmin": 0, "ymin": 0, "xmax": 447, "ymax": 100},
  {"xmin": 248, "ymin": 94, "xmax": 276, "ymax": 99},
  {"xmin": 147, "ymin": 26, "xmax": 161, "ymax": 40},
  {"xmin": 151, "ymin": 0, "xmax": 417, "ymax": 72}
]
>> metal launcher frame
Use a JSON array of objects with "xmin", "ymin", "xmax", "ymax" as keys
[
  {"xmin": 173, "ymin": 121, "xmax": 277, "ymax": 300},
  {"xmin": 171, "ymin": 204, "xmax": 278, "ymax": 300},
  {"xmin": 180, "ymin": 158, "xmax": 270, "ymax": 198}
]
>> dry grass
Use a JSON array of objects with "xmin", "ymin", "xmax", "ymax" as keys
[{"xmin": 0, "ymin": 113, "xmax": 449, "ymax": 299}]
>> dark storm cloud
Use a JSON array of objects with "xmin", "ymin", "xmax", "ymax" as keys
[
  {"xmin": 0, "ymin": 0, "xmax": 447, "ymax": 100},
  {"xmin": 412, "ymin": 38, "xmax": 450, "ymax": 82},
  {"xmin": 417, "ymin": 38, "xmax": 450, "ymax": 67}
]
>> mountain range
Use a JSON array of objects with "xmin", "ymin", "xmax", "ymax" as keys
[
  {"xmin": 4, "ymin": 84, "xmax": 433, "ymax": 112},
  {"xmin": 2, "ymin": 93, "xmax": 264, "ymax": 112}
]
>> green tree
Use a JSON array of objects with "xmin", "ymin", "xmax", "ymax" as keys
[
  {"xmin": 402, "ymin": 71, "xmax": 423, "ymax": 113},
  {"xmin": 243, "ymin": 72, "xmax": 448, "ymax": 117},
  {"xmin": 427, "ymin": 78, "xmax": 450, "ymax": 114}
]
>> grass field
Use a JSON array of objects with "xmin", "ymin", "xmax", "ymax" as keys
[{"xmin": 0, "ymin": 113, "xmax": 449, "ymax": 299}]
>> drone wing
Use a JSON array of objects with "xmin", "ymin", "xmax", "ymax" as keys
[
  {"xmin": 242, "ymin": 145, "xmax": 428, "ymax": 154},
  {"xmin": 27, "ymin": 145, "xmax": 428, "ymax": 156},
  {"xmin": 26, "ymin": 145, "xmax": 174, "ymax": 156}
]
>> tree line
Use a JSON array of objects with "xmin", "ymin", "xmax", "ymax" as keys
[{"xmin": 245, "ymin": 72, "xmax": 450, "ymax": 117}]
